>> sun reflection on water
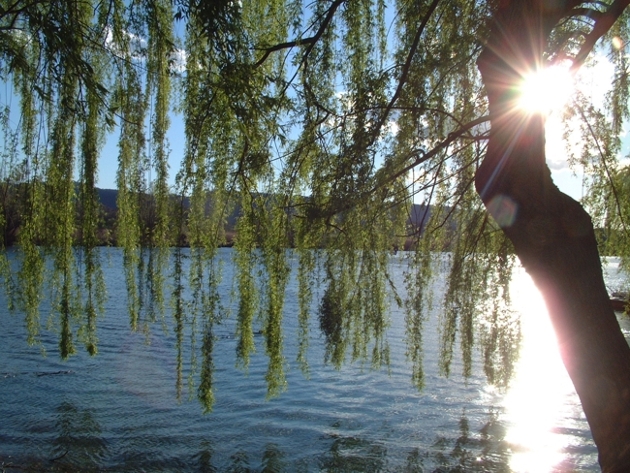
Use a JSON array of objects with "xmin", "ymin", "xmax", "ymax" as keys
[{"xmin": 503, "ymin": 269, "xmax": 579, "ymax": 473}]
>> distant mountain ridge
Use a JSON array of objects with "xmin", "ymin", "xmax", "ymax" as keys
[
  {"xmin": 97, "ymin": 188, "xmax": 118, "ymax": 210},
  {"xmin": 96, "ymin": 187, "xmax": 434, "ymax": 229}
]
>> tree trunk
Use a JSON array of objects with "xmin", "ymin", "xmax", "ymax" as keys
[{"xmin": 476, "ymin": 1, "xmax": 630, "ymax": 471}]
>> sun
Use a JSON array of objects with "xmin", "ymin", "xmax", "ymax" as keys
[{"xmin": 517, "ymin": 62, "xmax": 575, "ymax": 115}]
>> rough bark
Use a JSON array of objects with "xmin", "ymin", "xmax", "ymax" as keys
[{"xmin": 476, "ymin": 1, "xmax": 630, "ymax": 471}]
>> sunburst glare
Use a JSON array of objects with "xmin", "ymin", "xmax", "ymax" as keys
[
  {"xmin": 518, "ymin": 62, "xmax": 575, "ymax": 115},
  {"xmin": 503, "ymin": 269, "xmax": 579, "ymax": 472}
]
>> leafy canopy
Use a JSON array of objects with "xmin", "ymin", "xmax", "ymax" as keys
[{"xmin": 0, "ymin": 0, "xmax": 628, "ymax": 411}]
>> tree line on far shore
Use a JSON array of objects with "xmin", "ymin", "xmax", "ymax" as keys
[{"xmin": 0, "ymin": 184, "xmax": 446, "ymax": 249}]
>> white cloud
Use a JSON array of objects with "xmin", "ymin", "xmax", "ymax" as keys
[
  {"xmin": 103, "ymin": 26, "xmax": 148, "ymax": 61},
  {"xmin": 169, "ymin": 48, "xmax": 187, "ymax": 74}
]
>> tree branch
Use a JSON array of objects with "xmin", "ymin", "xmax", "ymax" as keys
[
  {"xmin": 253, "ymin": 0, "xmax": 345, "ymax": 68},
  {"xmin": 303, "ymin": 114, "xmax": 490, "ymax": 221},
  {"xmin": 374, "ymin": 0, "xmax": 441, "ymax": 135},
  {"xmin": 384, "ymin": 114, "xmax": 490, "ymax": 187},
  {"xmin": 253, "ymin": 38, "xmax": 316, "ymax": 68},
  {"xmin": 571, "ymin": 0, "xmax": 630, "ymax": 72}
]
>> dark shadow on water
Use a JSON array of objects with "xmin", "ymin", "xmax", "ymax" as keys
[
  {"xmin": 0, "ymin": 401, "xmax": 107, "ymax": 472},
  {"xmin": 223, "ymin": 450, "xmax": 252, "ymax": 473},
  {"xmin": 431, "ymin": 411, "xmax": 512, "ymax": 472},
  {"xmin": 312, "ymin": 411, "xmax": 513, "ymax": 473},
  {"xmin": 318, "ymin": 434, "xmax": 388, "ymax": 472},
  {"xmin": 198, "ymin": 441, "xmax": 298, "ymax": 473},
  {"xmin": 1, "ymin": 408, "xmax": 589, "ymax": 472},
  {"xmin": 193, "ymin": 441, "xmax": 217, "ymax": 472},
  {"xmin": 50, "ymin": 401, "xmax": 107, "ymax": 471},
  {"xmin": 261, "ymin": 443, "xmax": 285, "ymax": 473}
]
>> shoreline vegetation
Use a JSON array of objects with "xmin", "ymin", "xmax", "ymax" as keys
[
  {"xmin": 0, "ymin": 186, "xmax": 443, "ymax": 250},
  {"xmin": 1, "ymin": 185, "xmax": 618, "ymax": 255}
]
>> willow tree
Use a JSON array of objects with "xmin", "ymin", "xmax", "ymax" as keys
[{"xmin": 2, "ymin": 0, "xmax": 630, "ymax": 470}]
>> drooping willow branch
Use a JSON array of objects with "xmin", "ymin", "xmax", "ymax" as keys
[
  {"xmin": 253, "ymin": 0, "xmax": 345, "ymax": 68},
  {"xmin": 578, "ymin": 104, "xmax": 630, "ymax": 239},
  {"xmin": 571, "ymin": 0, "xmax": 630, "ymax": 72},
  {"xmin": 375, "ymin": 114, "xmax": 491, "ymax": 193},
  {"xmin": 294, "ymin": 113, "xmax": 490, "ymax": 222}
]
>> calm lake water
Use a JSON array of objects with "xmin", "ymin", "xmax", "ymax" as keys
[{"xmin": 1, "ymin": 248, "xmax": 628, "ymax": 472}]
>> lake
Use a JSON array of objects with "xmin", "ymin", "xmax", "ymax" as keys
[{"xmin": 1, "ymin": 248, "xmax": 627, "ymax": 472}]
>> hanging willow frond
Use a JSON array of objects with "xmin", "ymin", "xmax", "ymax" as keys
[{"xmin": 1, "ymin": 0, "xmax": 626, "ymax": 411}]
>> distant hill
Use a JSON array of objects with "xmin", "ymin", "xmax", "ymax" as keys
[
  {"xmin": 96, "ymin": 187, "xmax": 437, "ymax": 230},
  {"xmin": 408, "ymin": 204, "xmax": 431, "ymax": 230},
  {"xmin": 97, "ymin": 188, "xmax": 118, "ymax": 210}
]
